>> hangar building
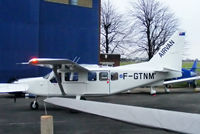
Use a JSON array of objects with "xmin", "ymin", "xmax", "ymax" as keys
[{"xmin": 0, "ymin": 0, "xmax": 100, "ymax": 82}]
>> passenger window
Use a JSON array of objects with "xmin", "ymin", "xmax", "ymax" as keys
[
  {"xmin": 88, "ymin": 72, "xmax": 97, "ymax": 81},
  {"xmin": 111, "ymin": 72, "xmax": 118, "ymax": 81},
  {"xmin": 99, "ymin": 72, "xmax": 108, "ymax": 81},
  {"xmin": 65, "ymin": 72, "xmax": 78, "ymax": 81}
]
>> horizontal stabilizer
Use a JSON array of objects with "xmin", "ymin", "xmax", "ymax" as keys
[
  {"xmin": 164, "ymin": 76, "xmax": 200, "ymax": 85},
  {"xmin": 162, "ymin": 67, "xmax": 181, "ymax": 72},
  {"xmin": 0, "ymin": 84, "xmax": 28, "ymax": 93},
  {"xmin": 45, "ymin": 97, "xmax": 200, "ymax": 134},
  {"xmin": 154, "ymin": 67, "xmax": 181, "ymax": 73}
]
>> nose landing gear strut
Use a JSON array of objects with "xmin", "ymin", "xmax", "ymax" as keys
[{"xmin": 30, "ymin": 97, "xmax": 39, "ymax": 110}]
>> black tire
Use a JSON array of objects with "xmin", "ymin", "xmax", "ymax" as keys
[
  {"xmin": 30, "ymin": 101, "xmax": 39, "ymax": 110},
  {"xmin": 166, "ymin": 84, "xmax": 172, "ymax": 88},
  {"xmin": 193, "ymin": 83, "xmax": 197, "ymax": 88},
  {"xmin": 80, "ymin": 96, "xmax": 86, "ymax": 100}
]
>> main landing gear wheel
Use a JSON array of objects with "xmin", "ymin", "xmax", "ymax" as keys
[
  {"xmin": 164, "ymin": 85, "xmax": 170, "ymax": 93},
  {"xmin": 150, "ymin": 87, "xmax": 156, "ymax": 95},
  {"xmin": 30, "ymin": 101, "xmax": 39, "ymax": 110},
  {"xmin": 192, "ymin": 82, "xmax": 197, "ymax": 88}
]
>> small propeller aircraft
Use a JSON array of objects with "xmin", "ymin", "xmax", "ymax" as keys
[
  {"xmin": 0, "ymin": 31, "xmax": 187, "ymax": 109},
  {"xmin": 2, "ymin": 32, "xmax": 200, "ymax": 107},
  {"xmin": 2, "ymin": 32, "xmax": 200, "ymax": 133}
]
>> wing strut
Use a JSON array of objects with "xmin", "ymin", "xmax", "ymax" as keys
[{"xmin": 53, "ymin": 66, "xmax": 66, "ymax": 96}]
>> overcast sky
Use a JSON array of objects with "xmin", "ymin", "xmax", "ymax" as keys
[{"xmin": 109, "ymin": 0, "xmax": 200, "ymax": 60}]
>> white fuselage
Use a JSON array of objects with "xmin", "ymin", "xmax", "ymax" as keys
[{"xmin": 15, "ymin": 62, "xmax": 181, "ymax": 97}]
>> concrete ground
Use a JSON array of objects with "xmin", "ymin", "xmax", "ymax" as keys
[{"xmin": 0, "ymin": 88, "xmax": 200, "ymax": 134}]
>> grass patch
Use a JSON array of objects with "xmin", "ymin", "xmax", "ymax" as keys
[{"xmin": 120, "ymin": 61, "xmax": 135, "ymax": 66}]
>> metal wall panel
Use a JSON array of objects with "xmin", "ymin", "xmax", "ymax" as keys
[{"xmin": 0, "ymin": 0, "xmax": 99, "ymax": 82}]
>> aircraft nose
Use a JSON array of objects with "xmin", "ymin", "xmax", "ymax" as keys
[{"xmin": 13, "ymin": 79, "xmax": 25, "ymax": 84}]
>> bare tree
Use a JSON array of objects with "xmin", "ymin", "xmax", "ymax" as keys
[
  {"xmin": 129, "ymin": 0, "xmax": 178, "ymax": 60},
  {"xmin": 100, "ymin": 0, "xmax": 129, "ymax": 54}
]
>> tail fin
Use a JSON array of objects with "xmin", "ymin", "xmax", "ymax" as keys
[
  {"xmin": 149, "ymin": 32, "xmax": 185, "ymax": 71},
  {"xmin": 190, "ymin": 59, "xmax": 198, "ymax": 72}
]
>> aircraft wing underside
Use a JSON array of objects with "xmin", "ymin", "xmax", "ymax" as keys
[
  {"xmin": 45, "ymin": 97, "xmax": 200, "ymax": 134},
  {"xmin": 28, "ymin": 58, "xmax": 89, "ymax": 72},
  {"xmin": 0, "ymin": 84, "xmax": 28, "ymax": 93}
]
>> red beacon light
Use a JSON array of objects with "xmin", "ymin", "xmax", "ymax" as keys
[{"xmin": 30, "ymin": 58, "xmax": 38, "ymax": 64}]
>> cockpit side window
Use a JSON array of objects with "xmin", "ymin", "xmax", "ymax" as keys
[
  {"xmin": 65, "ymin": 72, "xmax": 78, "ymax": 81},
  {"xmin": 50, "ymin": 73, "xmax": 61, "ymax": 83},
  {"xmin": 50, "ymin": 77, "xmax": 57, "ymax": 83}
]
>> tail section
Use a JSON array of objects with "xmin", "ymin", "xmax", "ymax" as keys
[
  {"xmin": 149, "ymin": 32, "xmax": 185, "ymax": 71},
  {"xmin": 190, "ymin": 59, "xmax": 198, "ymax": 72}
]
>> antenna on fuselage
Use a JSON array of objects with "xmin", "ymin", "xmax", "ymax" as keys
[
  {"xmin": 72, "ymin": 56, "xmax": 80, "ymax": 63},
  {"xmin": 73, "ymin": 56, "xmax": 78, "ymax": 62}
]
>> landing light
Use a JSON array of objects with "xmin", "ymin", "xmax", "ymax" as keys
[{"xmin": 30, "ymin": 58, "xmax": 38, "ymax": 64}]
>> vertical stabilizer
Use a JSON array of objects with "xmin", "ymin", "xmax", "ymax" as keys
[
  {"xmin": 190, "ymin": 59, "xmax": 198, "ymax": 72},
  {"xmin": 149, "ymin": 32, "xmax": 185, "ymax": 71}
]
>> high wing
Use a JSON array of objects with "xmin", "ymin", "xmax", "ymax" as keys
[
  {"xmin": 27, "ymin": 58, "xmax": 90, "ymax": 96},
  {"xmin": 0, "ymin": 84, "xmax": 28, "ymax": 93},
  {"xmin": 164, "ymin": 76, "xmax": 200, "ymax": 85},
  {"xmin": 28, "ymin": 58, "xmax": 90, "ymax": 72}
]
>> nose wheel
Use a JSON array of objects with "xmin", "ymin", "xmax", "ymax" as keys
[{"xmin": 30, "ymin": 100, "xmax": 39, "ymax": 110}]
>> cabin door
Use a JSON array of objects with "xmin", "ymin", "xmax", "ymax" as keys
[{"xmin": 86, "ymin": 71, "xmax": 110, "ymax": 95}]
